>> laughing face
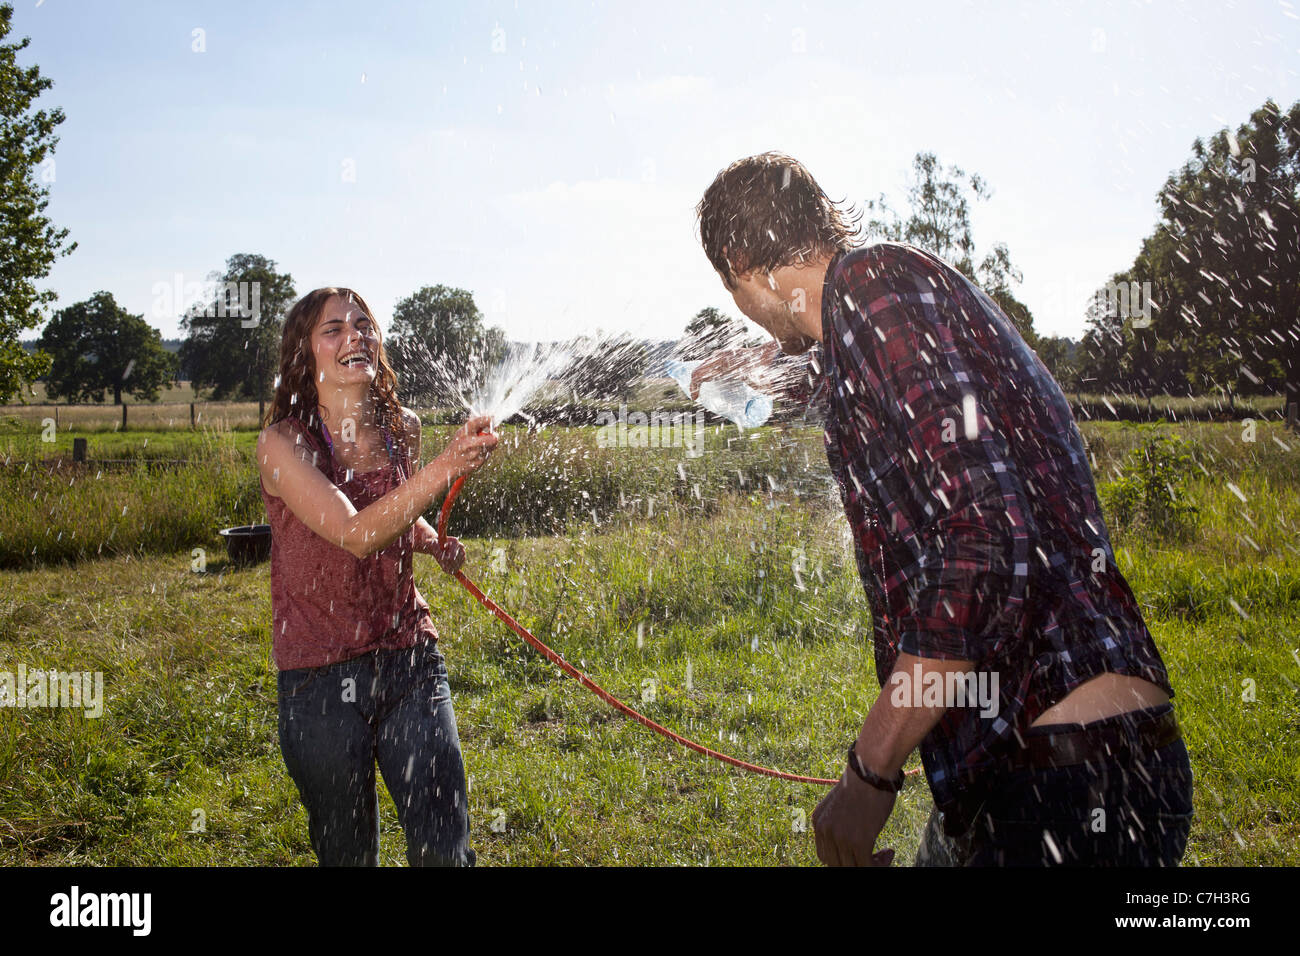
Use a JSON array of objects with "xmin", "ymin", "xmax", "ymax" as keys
[{"xmin": 311, "ymin": 294, "xmax": 378, "ymax": 389}]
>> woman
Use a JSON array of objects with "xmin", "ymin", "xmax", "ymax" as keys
[{"xmin": 256, "ymin": 286, "xmax": 497, "ymax": 866}]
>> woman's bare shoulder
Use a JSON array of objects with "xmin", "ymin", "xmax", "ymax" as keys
[
  {"xmin": 257, "ymin": 419, "xmax": 315, "ymax": 497},
  {"xmin": 258, "ymin": 418, "xmax": 298, "ymax": 454}
]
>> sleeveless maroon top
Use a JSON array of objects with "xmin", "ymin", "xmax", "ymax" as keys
[{"xmin": 259, "ymin": 414, "xmax": 439, "ymax": 670}]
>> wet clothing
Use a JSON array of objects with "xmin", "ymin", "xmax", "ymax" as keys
[
  {"xmin": 260, "ymin": 414, "xmax": 438, "ymax": 671},
  {"xmin": 277, "ymin": 640, "xmax": 474, "ymax": 866},
  {"xmin": 913, "ymin": 703, "xmax": 1193, "ymax": 866},
  {"xmin": 261, "ymin": 413, "xmax": 470, "ymax": 866},
  {"xmin": 812, "ymin": 242, "xmax": 1177, "ymax": 828}
]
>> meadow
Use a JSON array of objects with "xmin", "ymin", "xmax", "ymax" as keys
[{"xmin": 0, "ymin": 412, "xmax": 1296, "ymax": 865}]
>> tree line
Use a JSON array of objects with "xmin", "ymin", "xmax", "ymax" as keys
[
  {"xmin": 23, "ymin": 259, "xmax": 519, "ymax": 409},
  {"xmin": 24, "ymin": 256, "xmax": 663, "ymax": 410},
  {"xmin": 1068, "ymin": 98, "xmax": 1299, "ymax": 403}
]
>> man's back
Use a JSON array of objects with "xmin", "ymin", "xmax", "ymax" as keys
[{"xmin": 816, "ymin": 241, "xmax": 1174, "ymax": 804}]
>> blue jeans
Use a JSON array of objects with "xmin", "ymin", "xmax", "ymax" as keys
[
  {"xmin": 915, "ymin": 703, "xmax": 1194, "ymax": 866},
  {"xmin": 277, "ymin": 640, "xmax": 475, "ymax": 867}
]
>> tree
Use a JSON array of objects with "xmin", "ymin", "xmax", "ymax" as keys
[
  {"xmin": 36, "ymin": 292, "xmax": 177, "ymax": 404},
  {"xmin": 865, "ymin": 152, "xmax": 1037, "ymax": 344},
  {"xmin": 679, "ymin": 306, "xmax": 761, "ymax": 359},
  {"xmin": 1118, "ymin": 99, "xmax": 1298, "ymax": 400},
  {"xmin": 1076, "ymin": 99, "xmax": 1300, "ymax": 400},
  {"xmin": 0, "ymin": 3, "xmax": 76, "ymax": 402},
  {"xmin": 1077, "ymin": 272, "xmax": 1133, "ymax": 394},
  {"xmin": 178, "ymin": 253, "xmax": 296, "ymax": 407},
  {"xmin": 387, "ymin": 285, "xmax": 507, "ymax": 406},
  {"xmin": 1035, "ymin": 335, "xmax": 1080, "ymax": 391}
]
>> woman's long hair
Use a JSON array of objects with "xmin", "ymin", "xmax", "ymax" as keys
[{"xmin": 262, "ymin": 287, "xmax": 408, "ymax": 462}]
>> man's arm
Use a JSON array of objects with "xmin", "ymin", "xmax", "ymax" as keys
[
  {"xmin": 854, "ymin": 652, "xmax": 974, "ymax": 775},
  {"xmin": 687, "ymin": 340, "xmax": 820, "ymax": 406},
  {"xmin": 811, "ymin": 653, "xmax": 972, "ymax": 867}
]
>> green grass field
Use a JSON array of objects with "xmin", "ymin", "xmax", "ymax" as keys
[{"xmin": 0, "ymin": 417, "xmax": 1297, "ymax": 865}]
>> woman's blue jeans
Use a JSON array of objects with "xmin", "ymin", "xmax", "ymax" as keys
[{"xmin": 277, "ymin": 640, "xmax": 475, "ymax": 866}]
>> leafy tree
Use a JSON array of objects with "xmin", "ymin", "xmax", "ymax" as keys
[
  {"xmin": 977, "ymin": 244, "xmax": 1037, "ymax": 347},
  {"xmin": 0, "ymin": 3, "xmax": 76, "ymax": 402},
  {"xmin": 36, "ymin": 292, "xmax": 177, "ymax": 404},
  {"xmin": 387, "ymin": 285, "xmax": 507, "ymax": 406},
  {"xmin": 1149, "ymin": 99, "xmax": 1297, "ymax": 398},
  {"xmin": 1077, "ymin": 272, "xmax": 1132, "ymax": 394},
  {"xmin": 685, "ymin": 306, "xmax": 730, "ymax": 337},
  {"xmin": 865, "ymin": 152, "xmax": 1036, "ymax": 344},
  {"xmin": 1079, "ymin": 99, "xmax": 1300, "ymax": 399},
  {"xmin": 178, "ymin": 253, "xmax": 296, "ymax": 404},
  {"xmin": 1035, "ymin": 335, "xmax": 1080, "ymax": 391}
]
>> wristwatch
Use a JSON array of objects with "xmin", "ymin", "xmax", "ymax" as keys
[{"xmin": 847, "ymin": 743, "xmax": 905, "ymax": 793}]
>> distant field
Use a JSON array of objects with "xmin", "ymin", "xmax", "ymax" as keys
[{"xmin": 3, "ymin": 381, "xmax": 1288, "ymax": 432}]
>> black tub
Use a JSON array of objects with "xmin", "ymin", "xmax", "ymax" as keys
[{"xmin": 218, "ymin": 524, "xmax": 272, "ymax": 565}]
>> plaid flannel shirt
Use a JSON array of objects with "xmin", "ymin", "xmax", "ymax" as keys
[{"xmin": 810, "ymin": 242, "xmax": 1174, "ymax": 813}]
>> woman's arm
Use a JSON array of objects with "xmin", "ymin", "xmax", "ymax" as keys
[
  {"xmin": 257, "ymin": 414, "xmax": 496, "ymax": 560},
  {"xmin": 412, "ymin": 517, "xmax": 439, "ymax": 554},
  {"xmin": 402, "ymin": 410, "xmax": 469, "ymax": 573},
  {"xmin": 400, "ymin": 408, "xmax": 444, "ymax": 555}
]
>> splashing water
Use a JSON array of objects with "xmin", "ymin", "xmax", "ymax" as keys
[{"xmin": 462, "ymin": 342, "xmax": 577, "ymax": 426}]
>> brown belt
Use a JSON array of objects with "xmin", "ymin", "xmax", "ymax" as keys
[{"xmin": 1005, "ymin": 708, "xmax": 1181, "ymax": 771}]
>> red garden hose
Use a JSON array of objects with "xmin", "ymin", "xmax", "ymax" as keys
[{"xmin": 437, "ymin": 473, "xmax": 921, "ymax": 787}]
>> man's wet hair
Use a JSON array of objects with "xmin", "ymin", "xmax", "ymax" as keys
[{"xmin": 696, "ymin": 152, "xmax": 861, "ymax": 289}]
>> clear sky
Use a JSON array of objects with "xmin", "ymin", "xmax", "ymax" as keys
[{"xmin": 11, "ymin": 0, "xmax": 1300, "ymax": 345}]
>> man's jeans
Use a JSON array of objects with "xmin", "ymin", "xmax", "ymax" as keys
[
  {"xmin": 277, "ymin": 640, "xmax": 475, "ymax": 866},
  {"xmin": 914, "ymin": 703, "xmax": 1194, "ymax": 866}
]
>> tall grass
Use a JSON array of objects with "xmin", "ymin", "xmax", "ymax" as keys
[
  {"xmin": 0, "ymin": 421, "xmax": 835, "ymax": 569},
  {"xmin": 1, "ymin": 464, "xmax": 1296, "ymax": 864}
]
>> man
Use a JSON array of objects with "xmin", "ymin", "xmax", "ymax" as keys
[{"xmin": 692, "ymin": 152, "xmax": 1193, "ymax": 866}]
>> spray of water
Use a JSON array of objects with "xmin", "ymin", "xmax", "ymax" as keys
[
  {"xmin": 393, "ymin": 320, "xmax": 801, "ymax": 431},
  {"xmin": 463, "ymin": 342, "xmax": 575, "ymax": 426},
  {"xmin": 395, "ymin": 332, "xmax": 654, "ymax": 427}
]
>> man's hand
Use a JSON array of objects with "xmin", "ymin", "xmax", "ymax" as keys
[
  {"xmin": 810, "ymin": 654, "xmax": 975, "ymax": 867},
  {"xmin": 688, "ymin": 342, "xmax": 782, "ymax": 399},
  {"xmin": 811, "ymin": 757, "xmax": 898, "ymax": 867}
]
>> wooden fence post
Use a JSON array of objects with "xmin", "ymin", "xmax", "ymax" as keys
[
  {"xmin": 121, "ymin": 403, "xmax": 128, "ymax": 431},
  {"xmin": 73, "ymin": 437, "xmax": 87, "ymax": 462},
  {"xmin": 191, "ymin": 402, "xmax": 196, "ymax": 429}
]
